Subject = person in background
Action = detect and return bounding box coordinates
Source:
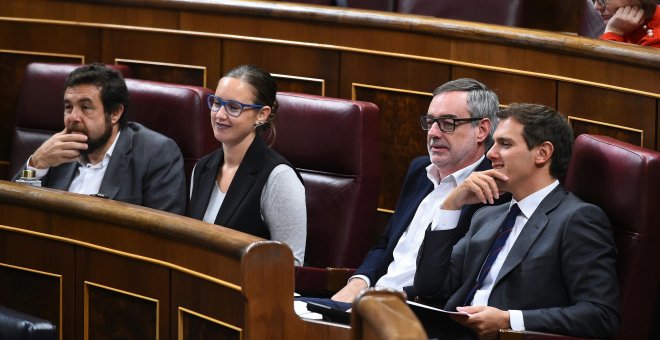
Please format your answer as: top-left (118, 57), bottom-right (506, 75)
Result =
top-left (188, 65), bottom-right (306, 266)
top-left (595, 0), bottom-right (660, 47)
top-left (14, 63), bottom-right (186, 215)
top-left (414, 103), bottom-right (619, 339)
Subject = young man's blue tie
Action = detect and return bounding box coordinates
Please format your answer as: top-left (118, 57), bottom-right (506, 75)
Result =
top-left (463, 203), bottom-right (521, 305)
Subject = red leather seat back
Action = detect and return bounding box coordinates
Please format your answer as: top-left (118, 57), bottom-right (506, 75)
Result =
top-left (564, 134), bottom-right (660, 340)
top-left (124, 79), bottom-right (216, 182)
top-left (272, 92), bottom-right (380, 268)
top-left (8, 62), bottom-right (215, 186)
top-left (9, 63), bottom-right (131, 178)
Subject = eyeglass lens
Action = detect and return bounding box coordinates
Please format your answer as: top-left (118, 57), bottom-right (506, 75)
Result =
top-left (420, 116), bottom-right (457, 132)
top-left (207, 96), bottom-right (244, 116)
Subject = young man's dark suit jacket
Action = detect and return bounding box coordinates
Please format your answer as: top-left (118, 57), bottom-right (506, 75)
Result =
top-left (414, 185), bottom-right (620, 339)
top-left (14, 122), bottom-right (187, 215)
top-left (354, 155), bottom-right (509, 297)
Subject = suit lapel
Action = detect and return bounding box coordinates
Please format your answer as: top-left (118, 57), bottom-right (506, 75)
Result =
top-left (99, 127), bottom-right (131, 199)
top-left (465, 204), bottom-right (509, 280)
top-left (214, 137), bottom-right (265, 226)
top-left (190, 150), bottom-right (223, 220)
top-left (48, 162), bottom-right (78, 190)
top-left (494, 187), bottom-right (566, 286)
top-left (394, 176), bottom-right (433, 239)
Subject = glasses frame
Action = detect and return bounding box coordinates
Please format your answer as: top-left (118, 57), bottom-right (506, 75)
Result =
top-left (419, 115), bottom-right (483, 132)
top-left (594, 0), bottom-right (606, 7)
top-left (207, 94), bottom-right (264, 117)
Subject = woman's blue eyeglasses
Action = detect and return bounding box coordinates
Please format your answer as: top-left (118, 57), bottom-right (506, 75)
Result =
top-left (207, 95), bottom-right (264, 117)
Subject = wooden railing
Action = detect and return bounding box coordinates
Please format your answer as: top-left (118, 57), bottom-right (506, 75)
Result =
top-left (0, 181), bottom-right (350, 339)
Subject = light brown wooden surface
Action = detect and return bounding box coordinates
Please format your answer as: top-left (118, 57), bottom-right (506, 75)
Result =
top-left (352, 289), bottom-right (427, 340)
top-left (0, 181), bottom-right (351, 339)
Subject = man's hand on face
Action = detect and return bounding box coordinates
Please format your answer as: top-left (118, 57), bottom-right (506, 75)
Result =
top-left (29, 128), bottom-right (88, 169)
top-left (442, 170), bottom-right (508, 210)
top-left (331, 278), bottom-right (368, 303)
top-left (452, 305), bottom-right (511, 340)
top-left (606, 6), bottom-right (645, 36)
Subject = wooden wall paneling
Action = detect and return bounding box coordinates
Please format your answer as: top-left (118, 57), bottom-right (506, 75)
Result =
top-left (450, 39), bottom-right (659, 95)
top-left (101, 29), bottom-right (221, 89)
top-left (0, 229), bottom-right (75, 340)
top-left (452, 66), bottom-right (557, 107)
top-left (116, 59), bottom-right (207, 87)
top-left (339, 52), bottom-right (450, 99)
top-left (0, 50), bottom-right (83, 179)
top-left (180, 10), bottom-right (451, 59)
top-left (171, 272), bottom-right (244, 340)
top-left (568, 116), bottom-right (644, 147)
top-left (47, 215), bottom-right (244, 285)
top-left (272, 73), bottom-right (325, 96)
top-left (221, 40), bottom-right (340, 97)
top-left (352, 84), bottom-right (432, 210)
top-left (85, 281), bottom-right (159, 340)
top-left (179, 307), bottom-right (241, 340)
top-left (0, 21), bottom-right (101, 60)
top-left (0, 0), bottom-right (180, 29)
top-left (557, 82), bottom-right (657, 150)
top-left (75, 247), bottom-right (170, 340)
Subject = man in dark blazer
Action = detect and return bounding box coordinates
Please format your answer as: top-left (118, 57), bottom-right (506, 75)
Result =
top-left (414, 104), bottom-right (619, 339)
top-left (328, 78), bottom-right (510, 307)
top-left (13, 64), bottom-right (186, 215)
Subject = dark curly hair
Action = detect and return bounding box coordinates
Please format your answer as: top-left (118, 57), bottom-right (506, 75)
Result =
top-left (64, 63), bottom-right (129, 128)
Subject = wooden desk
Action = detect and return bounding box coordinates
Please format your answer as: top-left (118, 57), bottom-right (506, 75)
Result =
top-left (0, 181), bottom-right (349, 339)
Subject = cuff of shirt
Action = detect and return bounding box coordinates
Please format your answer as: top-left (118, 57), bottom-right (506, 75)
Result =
top-left (348, 275), bottom-right (370, 288)
top-left (26, 156), bottom-right (49, 179)
top-left (431, 208), bottom-right (462, 231)
top-left (508, 310), bottom-right (525, 331)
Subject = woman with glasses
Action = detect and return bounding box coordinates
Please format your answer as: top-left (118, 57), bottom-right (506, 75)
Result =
top-left (188, 64), bottom-right (306, 266)
top-left (594, 0), bottom-right (659, 47)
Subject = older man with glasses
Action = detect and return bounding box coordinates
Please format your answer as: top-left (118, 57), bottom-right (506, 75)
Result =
top-left (298, 78), bottom-right (511, 314)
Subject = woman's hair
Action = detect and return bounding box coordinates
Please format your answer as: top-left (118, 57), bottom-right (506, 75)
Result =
top-left (637, 0), bottom-right (657, 21)
top-left (224, 65), bottom-right (278, 134)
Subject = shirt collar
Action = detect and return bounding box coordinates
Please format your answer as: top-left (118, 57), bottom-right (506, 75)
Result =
top-left (425, 155), bottom-right (485, 187)
top-left (511, 180), bottom-right (559, 219)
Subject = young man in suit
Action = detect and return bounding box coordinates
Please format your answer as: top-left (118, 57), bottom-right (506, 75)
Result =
top-left (413, 103), bottom-right (620, 339)
top-left (14, 64), bottom-right (186, 215)
top-left (326, 78), bottom-right (510, 308)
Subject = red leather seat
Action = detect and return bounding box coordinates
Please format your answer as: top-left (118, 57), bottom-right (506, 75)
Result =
top-left (272, 92), bottom-right (380, 295)
top-left (8, 63), bottom-right (131, 179)
top-left (122, 79), bottom-right (215, 181)
top-left (501, 134), bottom-right (660, 340)
top-left (8, 62), bottom-right (214, 185)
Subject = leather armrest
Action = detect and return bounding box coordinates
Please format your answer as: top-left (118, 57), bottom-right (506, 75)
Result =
top-left (295, 266), bottom-right (356, 296)
top-left (499, 330), bottom-right (595, 340)
top-left (0, 305), bottom-right (57, 340)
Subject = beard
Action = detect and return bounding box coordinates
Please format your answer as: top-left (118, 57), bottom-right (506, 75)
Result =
top-left (67, 115), bottom-right (114, 157)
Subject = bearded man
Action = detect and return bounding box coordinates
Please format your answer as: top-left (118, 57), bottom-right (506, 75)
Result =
top-left (13, 63), bottom-right (186, 215)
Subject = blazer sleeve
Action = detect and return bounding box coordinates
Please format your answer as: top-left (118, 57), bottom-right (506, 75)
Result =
top-left (413, 225), bottom-right (469, 305)
top-left (354, 157), bottom-right (429, 284)
top-left (522, 204), bottom-right (620, 338)
top-left (141, 137), bottom-right (187, 215)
